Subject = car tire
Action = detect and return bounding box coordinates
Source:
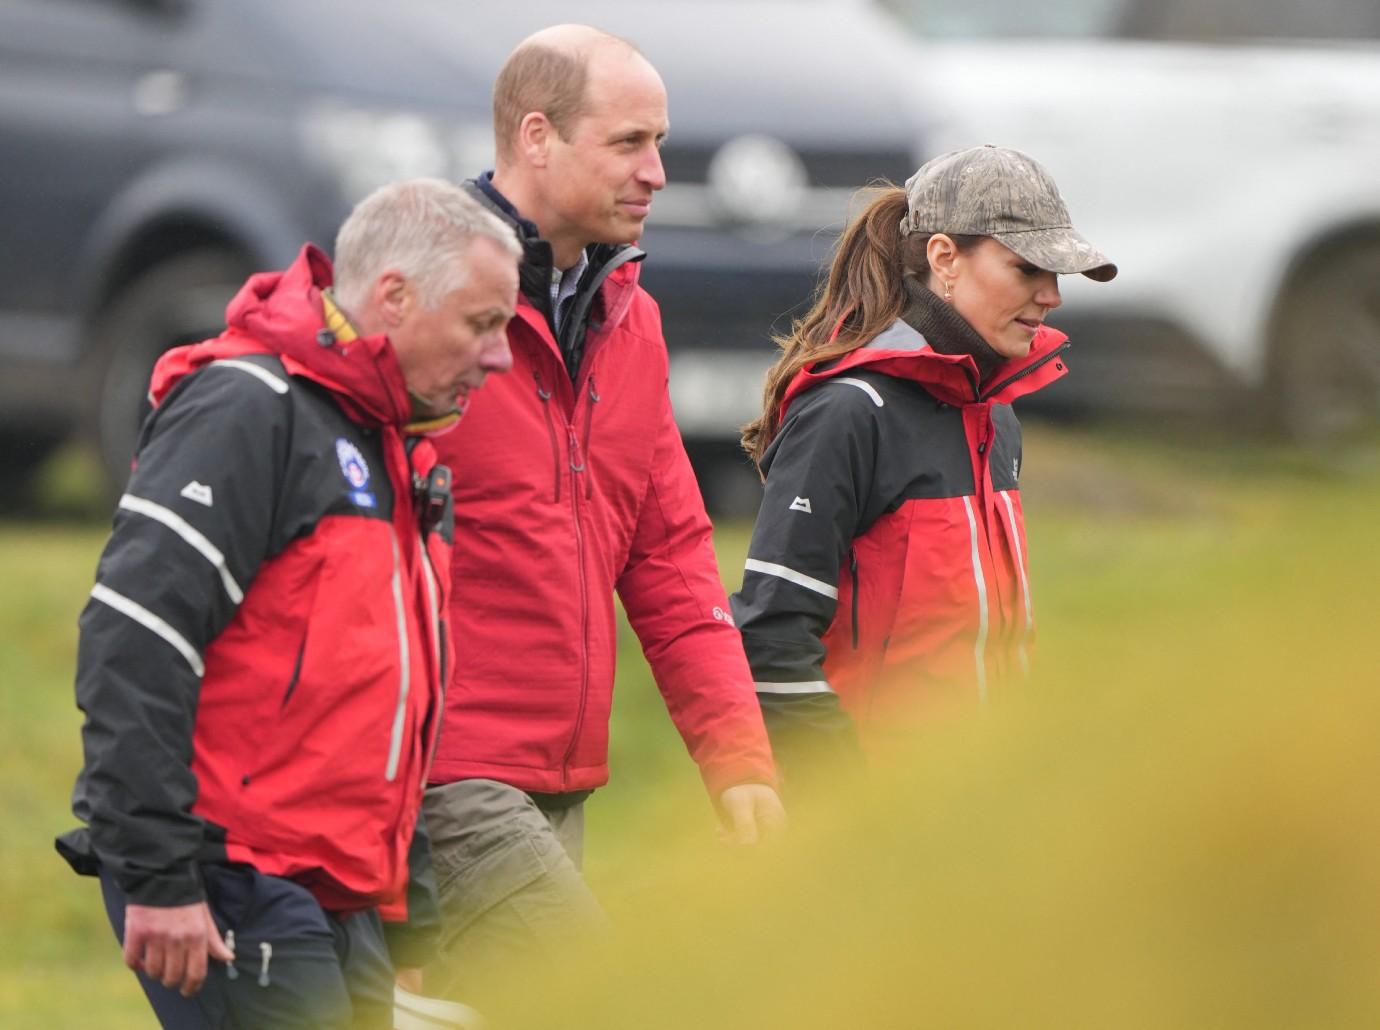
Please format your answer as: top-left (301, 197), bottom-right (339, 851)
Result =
top-left (0, 430), bottom-right (62, 508)
top-left (91, 250), bottom-right (250, 498)
top-left (1268, 236), bottom-right (1380, 443)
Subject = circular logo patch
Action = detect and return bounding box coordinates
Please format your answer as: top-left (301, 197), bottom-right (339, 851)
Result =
top-left (335, 438), bottom-right (370, 490)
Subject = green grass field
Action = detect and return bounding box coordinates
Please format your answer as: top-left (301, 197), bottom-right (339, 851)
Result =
top-left (4, 426), bottom-right (1379, 1028)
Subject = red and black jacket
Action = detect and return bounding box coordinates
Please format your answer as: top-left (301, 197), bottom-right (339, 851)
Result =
top-left (731, 299), bottom-right (1069, 758)
top-left (425, 177), bottom-right (777, 799)
top-left (59, 247), bottom-right (451, 920)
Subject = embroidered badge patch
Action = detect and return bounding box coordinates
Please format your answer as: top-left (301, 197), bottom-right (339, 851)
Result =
top-left (336, 438), bottom-right (375, 507)
top-left (335, 438), bottom-right (370, 489)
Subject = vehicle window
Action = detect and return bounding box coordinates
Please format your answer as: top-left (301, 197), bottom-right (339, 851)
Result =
top-left (874, 0), bottom-right (1130, 39)
top-left (1122, 0), bottom-right (1380, 42)
top-left (877, 0), bottom-right (1380, 41)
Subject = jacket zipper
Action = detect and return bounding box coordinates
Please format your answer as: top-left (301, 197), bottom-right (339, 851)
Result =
top-left (980, 341), bottom-right (1070, 401)
top-left (849, 548), bottom-right (860, 649)
top-left (534, 369), bottom-right (562, 502)
top-left (385, 527), bottom-right (410, 782)
top-left (582, 376), bottom-right (600, 499)
top-left (420, 535), bottom-right (443, 689)
top-left (561, 424), bottom-right (592, 788)
top-left (418, 529), bottom-right (447, 767)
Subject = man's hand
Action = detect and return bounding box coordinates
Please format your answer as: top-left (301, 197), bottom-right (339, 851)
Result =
top-left (395, 967), bottom-right (424, 993)
top-left (123, 901), bottom-right (234, 997)
top-left (717, 783), bottom-right (787, 846)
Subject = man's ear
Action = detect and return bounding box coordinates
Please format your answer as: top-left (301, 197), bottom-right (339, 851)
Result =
top-left (372, 270), bottom-right (411, 327)
top-left (517, 112), bottom-right (555, 168)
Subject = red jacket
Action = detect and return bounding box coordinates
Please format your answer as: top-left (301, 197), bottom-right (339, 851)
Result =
top-left (430, 239), bottom-right (775, 798)
top-left (733, 313), bottom-right (1068, 740)
top-left (64, 246), bottom-right (449, 913)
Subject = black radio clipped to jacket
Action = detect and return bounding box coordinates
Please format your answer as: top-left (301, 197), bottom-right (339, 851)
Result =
top-left (417, 465), bottom-right (451, 533)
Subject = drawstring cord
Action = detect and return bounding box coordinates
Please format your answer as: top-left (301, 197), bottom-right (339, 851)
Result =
top-left (220, 929), bottom-right (272, 987)
top-left (258, 942), bottom-right (273, 987)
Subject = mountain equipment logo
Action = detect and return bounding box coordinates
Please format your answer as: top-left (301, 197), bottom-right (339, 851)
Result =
top-left (789, 496), bottom-right (813, 514)
top-left (180, 481), bottom-right (214, 507)
top-left (1013, 457), bottom-right (1020, 482)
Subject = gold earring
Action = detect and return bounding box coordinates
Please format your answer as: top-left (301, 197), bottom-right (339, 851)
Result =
top-left (944, 280), bottom-right (954, 302)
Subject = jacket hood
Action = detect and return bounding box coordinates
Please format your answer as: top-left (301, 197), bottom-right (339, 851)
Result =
top-left (149, 245), bottom-right (413, 427)
top-left (782, 318), bottom-right (1070, 419)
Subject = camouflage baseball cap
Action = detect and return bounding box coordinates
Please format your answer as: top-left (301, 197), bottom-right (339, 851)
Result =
top-left (900, 145), bottom-right (1117, 282)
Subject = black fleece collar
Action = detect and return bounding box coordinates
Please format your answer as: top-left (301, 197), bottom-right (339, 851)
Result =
top-left (901, 278), bottom-right (1005, 384)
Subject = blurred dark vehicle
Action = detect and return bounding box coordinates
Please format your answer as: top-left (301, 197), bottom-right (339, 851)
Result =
top-left (880, 0), bottom-right (1380, 441)
top-left (0, 0), bottom-right (918, 510)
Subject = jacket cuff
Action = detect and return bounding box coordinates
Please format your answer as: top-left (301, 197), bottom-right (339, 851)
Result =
top-left (701, 758), bottom-right (780, 800)
top-left (119, 863), bottom-right (206, 908)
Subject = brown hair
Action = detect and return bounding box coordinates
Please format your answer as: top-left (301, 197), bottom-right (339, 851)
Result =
top-left (743, 186), bottom-right (983, 466)
top-left (491, 32), bottom-right (638, 161)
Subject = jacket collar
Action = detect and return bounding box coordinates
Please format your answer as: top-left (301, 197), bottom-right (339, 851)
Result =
top-left (782, 314), bottom-right (1070, 415)
top-left (148, 245), bottom-right (414, 427)
top-left (462, 175), bottom-right (647, 363)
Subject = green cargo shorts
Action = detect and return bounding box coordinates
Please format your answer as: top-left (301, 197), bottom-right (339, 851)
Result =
top-left (421, 779), bottom-right (608, 1003)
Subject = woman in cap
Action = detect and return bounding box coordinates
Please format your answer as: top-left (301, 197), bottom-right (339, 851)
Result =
top-left (730, 145), bottom-right (1116, 778)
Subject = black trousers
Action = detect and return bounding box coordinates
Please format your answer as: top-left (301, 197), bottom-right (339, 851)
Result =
top-left (99, 864), bottom-right (394, 1029)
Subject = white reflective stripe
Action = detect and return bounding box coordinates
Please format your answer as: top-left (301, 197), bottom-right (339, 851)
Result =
top-left (754, 680), bottom-right (836, 695)
top-left (420, 539), bottom-right (441, 676)
top-left (210, 359), bottom-right (290, 394)
top-left (385, 529), bottom-right (410, 782)
top-left (962, 496), bottom-right (990, 701)
top-left (1000, 490), bottom-right (1034, 676)
top-left (744, 558), bottom-right (839, 600)
top-left (118, 494), bottom-right (243, 605)
top-left (90, 584), bottom-right (205, 677)
top-left (998, 491), bottom-right (1034, 633)
top-left (832, 377), bottom-right (884, 407)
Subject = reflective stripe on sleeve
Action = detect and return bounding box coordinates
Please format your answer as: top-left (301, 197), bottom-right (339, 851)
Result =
top-left (118, 494), bottom-right (244, 604)
top-left (89, 584), bottom-right (205, 677)
top-left (754, 680), bottom-right (836, 695)
top-left (743, 558), bottom-right (839, 600)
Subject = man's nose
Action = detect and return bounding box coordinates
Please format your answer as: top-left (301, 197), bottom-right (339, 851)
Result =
top-left (639, 145), bottom-right (666, 191)
top-left (483, 334), bottom-right (513, 373)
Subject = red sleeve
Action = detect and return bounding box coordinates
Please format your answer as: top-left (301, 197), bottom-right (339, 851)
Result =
top-left (615, 385), bottom-right (778, 797)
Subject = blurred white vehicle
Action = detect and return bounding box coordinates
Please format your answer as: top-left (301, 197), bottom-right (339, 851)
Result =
top-left (882, 0), bottom-right (1380, 439)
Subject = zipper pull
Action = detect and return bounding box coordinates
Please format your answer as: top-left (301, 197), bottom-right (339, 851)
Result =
top-left (568, 425), bottom-right (586, 473)
top-left (257, 941), bottom-right (273, 988)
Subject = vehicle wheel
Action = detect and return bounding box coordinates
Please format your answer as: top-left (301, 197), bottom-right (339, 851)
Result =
top-left (1267, 236), bottom-right (1380, 443)
top-left (91, 250), bottom-right (250, 498)
top-left (0, 431), bottom-right (62, 508)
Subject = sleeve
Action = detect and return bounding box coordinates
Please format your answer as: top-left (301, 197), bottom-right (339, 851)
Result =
top-left (381, 810), bottom-right (442, 969)
top-left (70, 359), bottom-right (291, 906)
top-left (728, 382), bottom-right (884, 782)
top-left (615, 381), bottom-right (778, 799)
